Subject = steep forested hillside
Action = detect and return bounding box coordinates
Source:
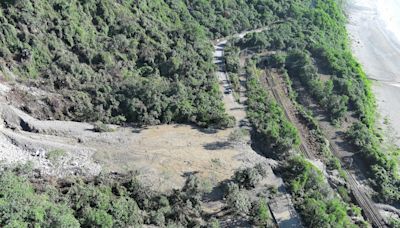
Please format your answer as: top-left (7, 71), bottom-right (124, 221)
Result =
top-left (0, 0), bottom-right (232, 126)
top-left (186, 0), bottom-right (278, 38)
top-left (0, 0), bottom-right (305, 127)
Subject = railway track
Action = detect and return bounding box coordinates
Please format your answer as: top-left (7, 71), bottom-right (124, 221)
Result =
top-left (328, 143), bottom-right (387, 228)
top-left (264, 69), bottom-right (314, 159)
top-left (263, 68), bottom-right (387, 228)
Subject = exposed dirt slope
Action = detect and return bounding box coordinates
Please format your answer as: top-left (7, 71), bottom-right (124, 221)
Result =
top-left (0, 96), bottom-right (271, 192)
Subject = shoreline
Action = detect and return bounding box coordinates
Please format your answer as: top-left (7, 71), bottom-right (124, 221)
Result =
top-left (346, 0), bottom-right (400, 145)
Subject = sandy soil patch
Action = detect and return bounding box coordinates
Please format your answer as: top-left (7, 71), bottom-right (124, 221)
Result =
top-left (91, 125), bottom-right (268, 192)
top-left (346, 0), bottom-right (400, 145)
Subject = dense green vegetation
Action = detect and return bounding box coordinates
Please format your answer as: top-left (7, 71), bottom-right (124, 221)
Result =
top-left (285, 50), bottom-right (349, 124)
top-left (268, 64), bottom-right (349, 180)
top-left (204, 0), bottom-right (398, 223)
top-left (0, 0), bottom-right (234, 127)
top-left (0, 0), bottom-right (382, 131)
top-left (242, 56), bottom-right (365, 228)
top-left (0, 164), bottom-right (275, 227)
top-left (224, 165), bottom-right (274, 227)
top-left (246, 63), bottom-right (300, 158)
top-left (186, 0), bottom-right (278, 39)
top-left (1, 0), bottom-right (399, 225)
top-left (0, 171), bottom-right (80, 227)
top-left (0, 169), bottom-right (201, 227)
top-left (0, 0), bottom-right (317, 128)
top-left (347, 123), bottom-right (400, 203)
top-left (282, 156), bottom-right (364, 227)
top-left (235, 0), bottom-right (375, 126)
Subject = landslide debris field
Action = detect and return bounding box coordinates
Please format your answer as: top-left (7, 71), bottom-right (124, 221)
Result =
top-left (0, 91), bottom-right (264, 192)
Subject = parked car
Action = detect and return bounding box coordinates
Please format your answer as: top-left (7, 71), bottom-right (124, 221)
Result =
top-left (224, 88), bottom-right (232, 94)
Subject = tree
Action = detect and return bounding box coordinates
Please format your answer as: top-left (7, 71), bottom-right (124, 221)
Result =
top-left (110, 197), bottom-right (142, 226)
top-left (83, 208), bottom-right (114, 228)
top-left (0, 172), bottom-right (79, 227)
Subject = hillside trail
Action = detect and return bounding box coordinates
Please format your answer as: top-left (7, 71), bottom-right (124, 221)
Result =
top-left (213, 28), bottom-right (268, 127)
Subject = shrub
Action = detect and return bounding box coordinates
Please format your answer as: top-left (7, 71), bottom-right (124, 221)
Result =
top-left (93, 121), bottom-right (113, 133)
top-left (233, 167), bottom-right (262, 189)
top-left (225, 182), bottom-right (251, 215)
top-left (46, 149), bottom-right (66, 164)
top-left (228, 128), bottom-right (248, 143)
top-left (250, 199), bottom-right (271, 226)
